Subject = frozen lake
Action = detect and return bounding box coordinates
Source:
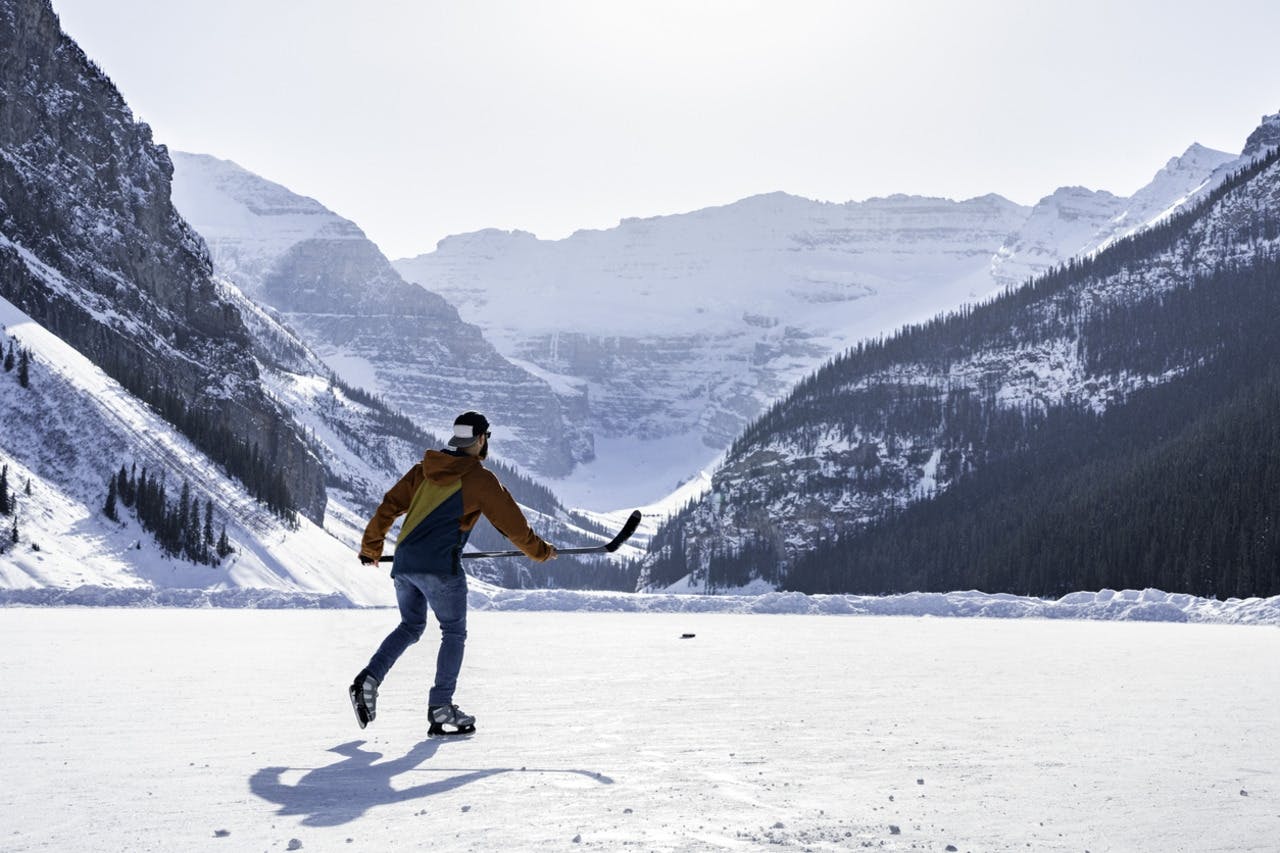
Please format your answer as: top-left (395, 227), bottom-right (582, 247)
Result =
top-left (1, 609), bottom-right (1276, 851)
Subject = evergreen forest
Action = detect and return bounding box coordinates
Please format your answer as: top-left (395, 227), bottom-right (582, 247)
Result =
top-left (647, 147), bottom-right (1280, 599)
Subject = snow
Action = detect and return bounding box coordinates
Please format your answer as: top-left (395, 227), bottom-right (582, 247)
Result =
top-left (557, 432), bottom-right (721, 512)
top-left (5, 584), bottom-right (1278, 625)
top-left (1, 608), bottom-right (1276, 851)
top-left (169, 152), bottom-right (365, 296)
top-left (389, 144), bottom-right (1240, 507)
top-left (0, 293), bottom-right (391, 607)
top-left (169, 139), bottom-right (1244, 511)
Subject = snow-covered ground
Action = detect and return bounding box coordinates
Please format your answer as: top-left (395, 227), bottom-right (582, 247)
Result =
top-left (2, 608), bottom-right (1276, 852)
top-left (5, 584), bottom-right (1280, 625)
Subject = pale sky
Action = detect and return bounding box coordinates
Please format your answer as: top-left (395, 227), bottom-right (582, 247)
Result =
top-left (49, 0), bottom-right (1280, 260)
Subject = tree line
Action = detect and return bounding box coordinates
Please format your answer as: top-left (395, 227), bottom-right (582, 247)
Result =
top-left (1, 331), bottom-right (35, 551)
top-left (3, 336), bottom-right (33, 388)
top-left (784, 356), bottom-right (1280, 600)
top-left (95, 348), bottom-right (297, 524)
top-left (103, 462), bottom-right (232, 565)
top-left (696, 251), bottom-right (1280, 598)
top-left (0, 463), bottom-right (33, 550)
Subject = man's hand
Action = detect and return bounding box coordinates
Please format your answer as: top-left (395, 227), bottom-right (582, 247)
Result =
top-left (546, 545), bottom-right (558, 561)
top-left (359, 554), bottom-right (376, 566)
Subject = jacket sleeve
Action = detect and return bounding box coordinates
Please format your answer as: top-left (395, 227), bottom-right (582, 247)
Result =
top-left (359, 465), bottom-right (423, 561)
top-left (475, 471), bottom-right (554, 562)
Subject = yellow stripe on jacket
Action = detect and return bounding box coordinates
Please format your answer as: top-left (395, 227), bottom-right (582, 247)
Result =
top-left (396, 478), bottom-right (463, 545)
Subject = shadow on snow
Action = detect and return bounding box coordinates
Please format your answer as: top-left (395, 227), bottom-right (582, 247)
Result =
top-left (250, 739), bottom-right (613, 827)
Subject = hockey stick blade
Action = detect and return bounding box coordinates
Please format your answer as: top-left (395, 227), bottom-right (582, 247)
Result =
top-left (601, 509), bottom-right (643, 552)
top-left (377, 510), bottom-right (643, 562)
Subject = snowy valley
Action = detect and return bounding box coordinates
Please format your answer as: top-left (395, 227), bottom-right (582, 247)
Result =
top-left (391, 141), bottom-right (1242, 508)
top-left (2, 0), bottom-right (1279, 616)
top-left (2, 1), bottom-right (1280, 850)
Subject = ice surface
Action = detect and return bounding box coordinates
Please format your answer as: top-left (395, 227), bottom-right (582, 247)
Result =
top-left (1, 609), bottom-right (1275, 851)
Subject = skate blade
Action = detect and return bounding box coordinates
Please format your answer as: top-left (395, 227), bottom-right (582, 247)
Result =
top-left (428, 723), bottom-right (476, 737)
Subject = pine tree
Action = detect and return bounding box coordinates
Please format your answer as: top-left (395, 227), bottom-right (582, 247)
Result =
top-left (0, 465), bottom-right (8, 515)
top-left (10, 513), bottom-right (17, 544)
top-left (136, 467), bottom-right (150, 526)
top-left (216, 524), bottom-right (231, 559)
top-left (116, 465), bottom-right (131, 508)
top-left (179, 480), bottom-right (196, 559)
top-left (203, 501), bottom-right (214, 548)
top-left (17, 348), bottom-right (30, 388)
top-left (104, 476), bottom-right (118, 521)
top-left (3, 340), bottom-right (13, 372)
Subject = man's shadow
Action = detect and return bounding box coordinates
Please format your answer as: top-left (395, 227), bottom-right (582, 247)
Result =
top-left (250, 739), bottom-right (612, 827)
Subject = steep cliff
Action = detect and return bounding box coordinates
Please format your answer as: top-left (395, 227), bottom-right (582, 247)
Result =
top-left (0, 0), bottom-right (325, 521)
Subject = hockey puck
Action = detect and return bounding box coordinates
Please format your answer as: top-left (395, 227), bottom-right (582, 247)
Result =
top-left (680, 633), bottom-right (696, 639)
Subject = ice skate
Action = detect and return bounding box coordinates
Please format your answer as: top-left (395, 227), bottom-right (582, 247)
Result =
top-left (428, 703), bottom-right (476, 736)
top-left (349, 669), bottom-right (379, 729)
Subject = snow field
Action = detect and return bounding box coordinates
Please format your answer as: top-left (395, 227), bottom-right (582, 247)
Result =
top-left (1, 610), bottom-right (1276, 852)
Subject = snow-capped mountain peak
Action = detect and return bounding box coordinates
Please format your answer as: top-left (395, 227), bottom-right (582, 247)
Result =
top-left (170, 153), bottom-right (592, 478)
top-left (169, 153), bottom-right (367, 298)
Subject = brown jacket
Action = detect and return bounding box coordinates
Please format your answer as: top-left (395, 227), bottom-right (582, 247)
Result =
top-left (360, 449), bottom-right (553, 574)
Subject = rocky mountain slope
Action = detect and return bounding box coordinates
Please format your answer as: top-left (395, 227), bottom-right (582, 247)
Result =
top-left (0, 0), bottom-right (325, 522)
top-left (393, 144), bottom-right (1235, 508)
top-left (0, 292), bottom-right (393, 604)
top-left (643, 116), bottom-right (1280, 595)
top-left (169, 152), bottom-right (589, 479)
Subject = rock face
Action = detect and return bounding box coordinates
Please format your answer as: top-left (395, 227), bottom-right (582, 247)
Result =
top-left (1241, 112), bottom-right (1280, 159)
top-left (170, 152), bottom-right (587, 478)
top-left (0, 0), bottom-right (324, 521)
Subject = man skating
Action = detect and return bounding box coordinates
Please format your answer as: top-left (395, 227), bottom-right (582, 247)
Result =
top-left (350, 411), bottom-right (556, 735)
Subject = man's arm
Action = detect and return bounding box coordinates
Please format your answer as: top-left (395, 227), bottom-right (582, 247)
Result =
top-left (474, 471), bottom-right (556, 562)
top-left (359, 465), bottom-right (423, 562)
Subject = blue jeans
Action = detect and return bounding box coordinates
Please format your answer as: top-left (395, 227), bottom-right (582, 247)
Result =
top-left (366, 572), bottom-right (468, 707)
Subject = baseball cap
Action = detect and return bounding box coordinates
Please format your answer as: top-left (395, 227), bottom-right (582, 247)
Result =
top-left (447, 411), bottom-right (491, 448)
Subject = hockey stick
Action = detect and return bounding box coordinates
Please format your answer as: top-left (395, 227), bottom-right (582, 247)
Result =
top-left (377, 510), bottom-right (642, 562)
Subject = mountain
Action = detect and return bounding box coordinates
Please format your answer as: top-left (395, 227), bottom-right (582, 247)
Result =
top-left (0, 0), bottom-right (636, 599)
top-left (167, 153), bottom-right (643, 587)
top-left (643, 118), bottom-right (1280, 598)
top-left (169, 152), bottom-right (590, 479)
top-left (396, 194), bottom-right (1028, 506)
top-left (0, 0), bottom-right (324, 522)
top-left (392, 147), bottom-right (1232, 509)
top-left (0, 291), bottom-right (394, 604)
top-left (989, 144), bottom-right (1237, 289)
